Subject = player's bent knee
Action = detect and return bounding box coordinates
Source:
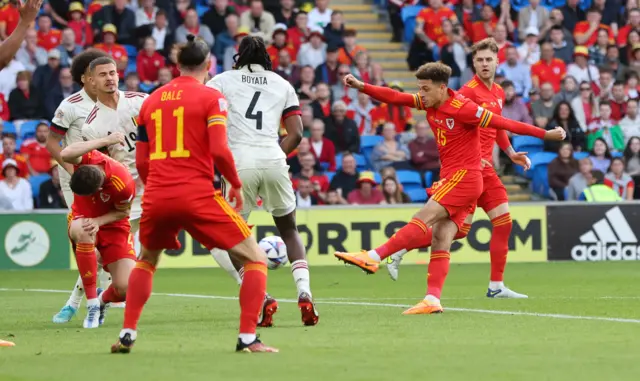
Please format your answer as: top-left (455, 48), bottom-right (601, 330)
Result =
top-left (229, 237), bottom-right (267, 264)
top-left (69, 222), bottom-right (95, 244)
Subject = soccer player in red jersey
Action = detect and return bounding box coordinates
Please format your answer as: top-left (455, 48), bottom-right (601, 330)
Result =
top-left (111, 35), bottom-right (277, 354)
top-left (60, 132), bottom-right (136, 329)
top-left (385, 38), bottom-right (531, 299)
top-left (335, 62), bottom-right (565, 314)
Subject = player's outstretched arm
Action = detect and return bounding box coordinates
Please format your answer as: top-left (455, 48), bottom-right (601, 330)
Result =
top-left (344, 74), bottom-right (418, 109)
top-left (0, 0), bottom-right (43, 69)
top-left (61, 132), bottom-right (125, 164)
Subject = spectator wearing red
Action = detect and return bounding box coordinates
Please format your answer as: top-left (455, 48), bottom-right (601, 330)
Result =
top-left (67, 2), bottom-right (93, 47)
top-left (94, 24), bottom-right (128, 79)
top-left (471, 4), bottom-right (497, 43)
top-left (292, 152), bottom-right (329, 201)
top-left (288, 11), bottom-right (311, 54)
top-left (347, 171), bottom-right (384, 205)
top-left (409, 120), bottom-right (440, 175)
top-left (37, 15), bottom-right (62, 51)
top-left (86, 0), bottom-right (106, 24)
top-left (309, 82), bottom-right (332, 120)
top-left (454, 0), bottom-right (479, 38)
top-left (574, 8), bottom-right (613, 47)
top-left (0, 135), bottom-right (29, 180)
top-left (531, 42), bottom-right (567, 92)
top-left (0, 1), bottom-right (20, 40)
top-left (0, 93), bottom-right (9, 121)
top-left (137, 37), bottom-right (165, 87)
top-left (372, 82), bottom-right (414, 133)
top-left (346, 92), bottom-right (376, 135)
top-left (618, 8), bottom-right (640, 47)
top-left (309, 119), bottom-right (336, 171)
top-left (338, 29), bottom-right (366, 66)
top-left (414, 0), bottom-right (458, 51)
top-left (610, 81), bottom-right (628, 122)
top-left (20, 123), bottom-right (51, 175)
top-left (267, 24), bottom-right (297, 68)
top-left (494, 24), bottom-right (512, 64)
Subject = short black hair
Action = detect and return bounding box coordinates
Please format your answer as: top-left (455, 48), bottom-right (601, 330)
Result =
top-left (70, 49), bottom-right (110, 86)
top-left (70, 166), bottom-right (104, 196)
top-left (550, 25), bottom-right (564, 33)
top-left (233, 35), bottom-right (272, 71)
top-left (501, 80), bottom-right (515, 89)
top-left (178, 34), bottom-right (210, 71)
top-left (613, 80), bottom-right (625, 87)
top-left (89, 56), bottom-right (117, 73)
top-left (36, 122), bottom-right (48, 130)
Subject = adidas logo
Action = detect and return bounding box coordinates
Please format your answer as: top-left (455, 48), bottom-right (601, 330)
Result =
top-left (571, 207), bottom-right (640, 261)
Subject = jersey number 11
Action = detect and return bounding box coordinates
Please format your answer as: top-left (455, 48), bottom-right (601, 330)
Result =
top-left (149, 106), bottom-right (191, 160)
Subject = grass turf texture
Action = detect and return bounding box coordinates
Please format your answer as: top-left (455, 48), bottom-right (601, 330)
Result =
top-left (1, 262), bottom-right (640, 381)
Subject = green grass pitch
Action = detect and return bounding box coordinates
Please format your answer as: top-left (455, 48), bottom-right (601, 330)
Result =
top-left (1, 262), bottom-right (640, 381)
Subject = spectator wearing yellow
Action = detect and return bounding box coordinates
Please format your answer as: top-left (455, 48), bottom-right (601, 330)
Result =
top-left (347, 171), bottom-right (384, 205)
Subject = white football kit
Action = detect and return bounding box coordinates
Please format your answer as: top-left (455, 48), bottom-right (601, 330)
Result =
top-left (50, 89), bottom-right (96, 208)
top-left (81, 91), bottom-right (148, 227)
top-left (206, 65), bottom-right (300, 220)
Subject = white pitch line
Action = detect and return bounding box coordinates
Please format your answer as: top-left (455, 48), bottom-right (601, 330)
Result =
top-left (2, 288), bottom-right (640, 324)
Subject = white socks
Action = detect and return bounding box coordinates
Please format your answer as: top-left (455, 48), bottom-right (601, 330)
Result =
top-left (291, 260), bottom-right (311, 298)
top-left (67, 276), bottom-right (85, 309)
top-left (367, 250), bottom-right (381, 262)
top-left (239, 333), bottom-right (256, 345)
top-left (120, 329), bottom-right (137, 340)
top-left (210, 248), bottom-right (242, 285)
top-left (98, 267), bottom-right (111, 290)
top-left (86, 298), bottom-right (99, 307)
top-left (489, 281), bottom-right (504, 290)
top-left (424, 294), bottom-right (440, 304)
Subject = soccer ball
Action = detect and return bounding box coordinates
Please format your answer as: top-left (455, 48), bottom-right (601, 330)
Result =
top-left (259, 236), bottom-right (288, 270)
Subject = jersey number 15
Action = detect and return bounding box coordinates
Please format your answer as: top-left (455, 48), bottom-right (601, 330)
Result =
top-left (149, 106), bottom-right (191, 160)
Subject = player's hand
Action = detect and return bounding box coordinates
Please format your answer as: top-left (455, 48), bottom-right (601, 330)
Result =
top-left (509, 151), bottom-right (531, 171)
top-left (105, 131), bottom-right (125, 146)
top-left (82, 218), bottom-right (99, 235)
top-left (480, 158), bottom-right (491, 169)
top-left (343, 74), bottom-right (364, 90)
top-left (227, 187), bottom-right (244, 213)
top-left (18, 0), bottom-right (43, 24)
top-left (544, 127), bottom-right (567, 141)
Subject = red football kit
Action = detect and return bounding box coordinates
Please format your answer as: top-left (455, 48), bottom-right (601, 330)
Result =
top-left (458, 75), bottom-right (511, 212)
top-left (530, 58), bottom-right (567, 93)
top-left (136, 76), bottom-right (248, 252)
top-left (573, 22), bottom-right (614, 47)
top-left (416, 6), bottom-right (458, 45)
top-left (361, 83), bottom-right (545, 228)
top-left (70, 150), bottom-right (136, 268)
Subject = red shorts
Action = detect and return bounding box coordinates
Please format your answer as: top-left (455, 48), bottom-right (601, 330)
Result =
top-left (476, 167), bottom-right (509, 212)
top-left (139, 193), bottom-right (251, 251)
top-left (427, 169), bottom-right (482, 229)
top-left (69, 217), bottom-right (135, 270)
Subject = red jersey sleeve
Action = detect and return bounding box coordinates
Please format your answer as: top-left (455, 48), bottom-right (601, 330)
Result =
top-left (110, 171), bottom-right (135, 211)
top-left (455, 98), bottom-right (546, 139)
top-left (206, 95), bottom-right (242, 188)
top-left (362, 83), bottom-right (423, 109)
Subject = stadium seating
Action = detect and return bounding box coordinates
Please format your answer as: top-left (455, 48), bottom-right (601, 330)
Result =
top-left (29, 174), bottom-right (51, 203)
top-left (15, 139), bottom-right (22, 152)
top-left (424, 171), bottom-right (433, 188)
top-left (405, 187), bottom-right (427, 203)
top-left (512, 135), bottom-right (544, 154)
top-left (124, 45), bottom-right (138, 59)
top-left (196, 4), bottom-right (208, 17)
top-left (125, 61), bottom-right (137, 75)
top-left (396, 170), bottom-right (422, 191)
top-left (19, 120), bottom-right (41, 140)
top-left (529, 152), bottom-right (558, 198)
top-left (573, 151), bottom-right (589, 160)
top-left (2, 121), bottom-right (16, 135)
top-left (326, 171), bottom-right (335, 182)
top-left (140, 83), bottom-right (155, 93)
top-left (400, 6), bottom-right (424, 43)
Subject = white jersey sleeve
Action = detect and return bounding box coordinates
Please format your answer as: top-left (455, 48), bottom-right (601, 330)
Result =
top-left (206, 69), bottom-right (300, 169)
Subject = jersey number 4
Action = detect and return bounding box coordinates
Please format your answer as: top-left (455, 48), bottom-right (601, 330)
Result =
top-left (245, 91), bottom-right (263, 130)
top-left (149, 106), bottom-right (190, 160)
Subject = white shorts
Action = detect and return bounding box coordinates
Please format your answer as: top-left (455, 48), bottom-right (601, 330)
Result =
top-left (223, 167), bottom-right (296, 221)
top-left (60, 168), bottom-right (74, 209)
top-left (130, 193), bottom-right (143, 222)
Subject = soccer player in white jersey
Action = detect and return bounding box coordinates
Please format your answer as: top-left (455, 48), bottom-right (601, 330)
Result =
top-left (206, 36), bottom-right (319, 326)
top-left (81, 56), bottom-right (147, 236)
top-left (48, 49), bottom-right (115, 324)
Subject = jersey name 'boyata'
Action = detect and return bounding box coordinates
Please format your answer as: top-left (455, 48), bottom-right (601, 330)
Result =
top-left (242, 75), bottom-right (267, 85)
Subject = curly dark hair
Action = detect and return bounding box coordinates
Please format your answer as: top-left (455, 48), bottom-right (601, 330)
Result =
top-left (70, 49), bottom-right (110, 86)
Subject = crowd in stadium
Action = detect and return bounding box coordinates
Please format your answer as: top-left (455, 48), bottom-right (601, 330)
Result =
top-left (0, 0), bottom-right (639, 211)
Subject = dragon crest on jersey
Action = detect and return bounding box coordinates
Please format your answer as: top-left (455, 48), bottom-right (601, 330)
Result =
top-left (100, 192), bottom-right (111, 202)
top-left (446, 118), bottom-right (454, 129)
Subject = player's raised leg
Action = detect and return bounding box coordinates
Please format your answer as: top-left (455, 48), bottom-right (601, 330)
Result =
top-left (68, 219), bottom-right (100, 329)
top-left (335, 196), bottom-right (450, 272)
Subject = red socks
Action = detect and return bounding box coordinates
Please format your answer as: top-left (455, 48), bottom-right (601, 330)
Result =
top-left (426, 250), bottom-right (451, 299)
top-left (101, 285), bottom-right (126, 304)
top-left (75, 243), bottom-right (97, 299)
top-left (239, 262), bottom-right (267, 334)
top-left (376, 222), bottom-right (471, 260)
top-left (376, 218), bottom-right (429, 260)
top-left (123, 260), bottom-right (156, 331)
top-left (490, 214), bottom-right (512, 282)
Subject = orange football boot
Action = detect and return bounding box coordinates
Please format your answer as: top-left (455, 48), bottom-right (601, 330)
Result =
top-left (402, 299), bottom-right (444, 315)
top-left (334, 250), bottom-right (379, 274)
